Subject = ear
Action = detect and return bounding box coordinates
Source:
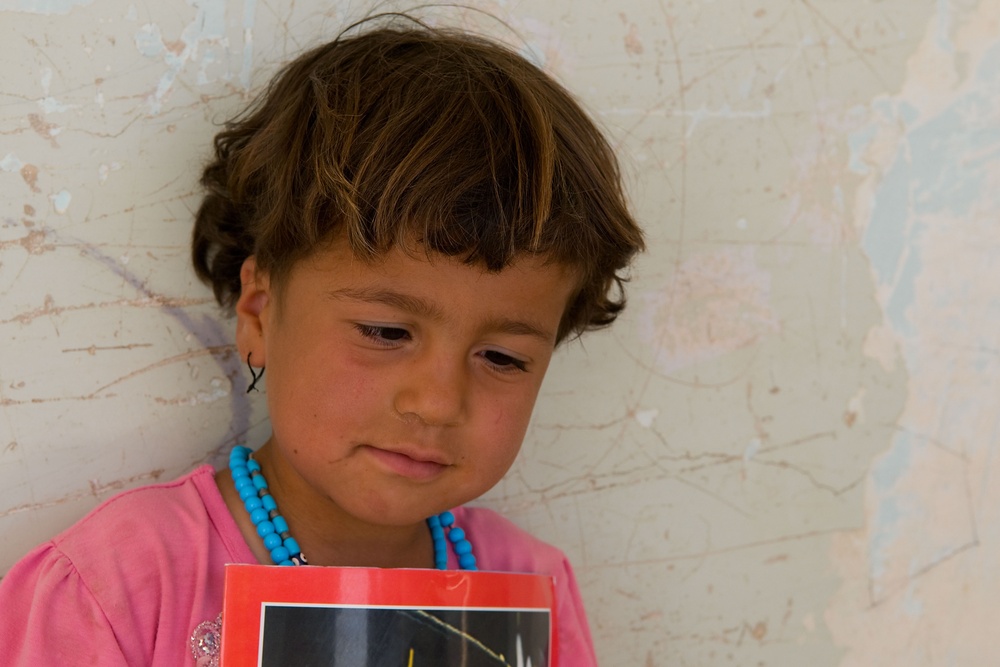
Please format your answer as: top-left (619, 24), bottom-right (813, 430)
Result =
top-left (235, 256), bottom-right (271, 367)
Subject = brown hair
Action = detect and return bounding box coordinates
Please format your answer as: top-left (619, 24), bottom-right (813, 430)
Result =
top-left (192, 16), bottom-right (644, 343)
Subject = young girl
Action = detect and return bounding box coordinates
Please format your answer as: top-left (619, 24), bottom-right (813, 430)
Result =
top-left (0, 17), bottom-right (643, 666)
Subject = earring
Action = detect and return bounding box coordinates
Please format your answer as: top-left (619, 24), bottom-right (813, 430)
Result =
top-left (246, 352), bottom-right (265, 393)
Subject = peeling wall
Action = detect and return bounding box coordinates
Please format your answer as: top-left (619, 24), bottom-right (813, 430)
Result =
top-left (3, 0), bottom-right (997, 664)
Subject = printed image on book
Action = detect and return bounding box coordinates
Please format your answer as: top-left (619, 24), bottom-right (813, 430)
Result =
top-left (261, 605), bottom-right (548, 665)
top-left (220, 565), bottom-right (556, 667)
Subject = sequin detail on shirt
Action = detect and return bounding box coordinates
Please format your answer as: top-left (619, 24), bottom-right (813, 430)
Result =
top-left (190, 613), bottom-right (221, 667)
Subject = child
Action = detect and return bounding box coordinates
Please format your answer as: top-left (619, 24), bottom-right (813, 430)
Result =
top-left (0, 16), bottom-right (643, 666)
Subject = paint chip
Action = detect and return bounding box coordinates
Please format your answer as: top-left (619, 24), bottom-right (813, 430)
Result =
top-left (50, 189), bottom-right (71, 213)
top-left (1, 153), bottom-right (23, 172)
top-left (635, 408), bottom-right (658, 428)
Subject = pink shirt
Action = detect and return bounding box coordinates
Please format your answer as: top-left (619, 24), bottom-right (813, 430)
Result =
top-left (0, 465), bottom-right (597, 665)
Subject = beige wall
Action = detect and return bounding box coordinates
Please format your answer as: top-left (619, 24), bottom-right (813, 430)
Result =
top-left (4, 0), bottom-right (999, 664)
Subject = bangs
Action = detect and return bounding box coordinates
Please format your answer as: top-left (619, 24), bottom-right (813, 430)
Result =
top-left (300, 30), bottom-right (556, 271)
top-left (194, 22), bottom-right (643, 342)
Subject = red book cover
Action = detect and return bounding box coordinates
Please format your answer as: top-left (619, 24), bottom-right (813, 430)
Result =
top-left (220, 564), bottom-right (556, 666)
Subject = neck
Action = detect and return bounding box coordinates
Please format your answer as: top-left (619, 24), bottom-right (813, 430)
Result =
top-left (219, 440), bottom-right (435, 569)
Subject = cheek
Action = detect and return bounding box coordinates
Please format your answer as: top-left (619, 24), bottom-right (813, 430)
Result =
top-left (484, 398), bottom-right (535, 456)
top-left (338, 363), bottom-right (391, 412)
top-left (267, 354), bottom-right (376, 440)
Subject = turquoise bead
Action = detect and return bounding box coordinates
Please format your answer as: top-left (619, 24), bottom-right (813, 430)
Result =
top-left (231, 448), bottom-right (474, 570)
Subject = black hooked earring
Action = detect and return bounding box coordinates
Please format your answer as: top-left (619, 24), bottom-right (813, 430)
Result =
top-left (246, 352), bottom-right (265, 393)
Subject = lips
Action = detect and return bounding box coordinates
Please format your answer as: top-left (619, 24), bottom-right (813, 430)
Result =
top-left (362, 445), bottom-right (449, 481)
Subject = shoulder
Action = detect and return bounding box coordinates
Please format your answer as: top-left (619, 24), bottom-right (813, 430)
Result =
top-left (7, 464), bottom-right (232, 598)
top-left (453, 506), bottom-right (599, 666)
top-left (51, 464), bottom-right (221, 559)
top-left (451, 505), bottom-right (569, 576)
top-left (0, 542), bottom-right (129, 664)
top-left (0, 465), bottom-right (239, 664)
top-left (40, 464), bottom-right (255, 596)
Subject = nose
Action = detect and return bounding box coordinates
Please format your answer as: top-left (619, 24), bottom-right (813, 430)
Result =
top-left (392, 347), bottom-right (467, 427)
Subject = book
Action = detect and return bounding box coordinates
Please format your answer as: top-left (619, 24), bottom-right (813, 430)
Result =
top-left (220, 564), bottom-right (556, 666)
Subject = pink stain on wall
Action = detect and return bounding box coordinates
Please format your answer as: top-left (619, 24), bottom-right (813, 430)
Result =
top-left (639, 247), bottom-right (779, 373)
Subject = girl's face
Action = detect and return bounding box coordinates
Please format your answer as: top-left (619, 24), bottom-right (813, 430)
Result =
top-left (236, 236), bottom-right (577, 529)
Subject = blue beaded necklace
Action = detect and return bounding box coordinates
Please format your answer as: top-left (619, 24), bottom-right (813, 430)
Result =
top-left (229, 446), bottom-right (477, 570)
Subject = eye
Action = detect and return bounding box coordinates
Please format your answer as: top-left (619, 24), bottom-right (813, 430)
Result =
top-left (355, 324), bottom-right (410, 346)
top-left (481, 349), bottom-right (528, 372)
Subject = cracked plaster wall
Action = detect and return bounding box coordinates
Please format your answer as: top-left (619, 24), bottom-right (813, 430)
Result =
top-left (3, 0), bottom-right (998, 664)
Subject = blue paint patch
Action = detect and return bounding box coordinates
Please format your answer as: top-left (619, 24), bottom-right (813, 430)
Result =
top-left (134, 24), bottom-right (165, 58)
top-left (239, 0), bottom-right (257, 89)
top-left (973, 352), bottom-right (991, 374)
top-left (907, 102), bottom-right (996, 217)
top-left (976, 43), bottom-right (1000, 84)
top-left (884, 242), bottom-right (922, 335)
top-left (902, 584), bottom-right (924, 617)
top-left (833, 184), bottom-right (844, 211)
top-left (0, 153), bottom-right (23, 172)
top-left (868, 494), bottom-right (902, 582)
top-left (872, 97), bottom-right (896, 119)
top-left (10, 0), bottom-right (92, 14)
top-left (520, 43), bottom-right (546, 69)
top-left (142, 0), bottom-right (229, 114)
top-left (50, 190), bottom-right (72, 214)
top-left (964, 141), bottom-right (1000, 175)
top-left (860, 75), bottom-right (1000, 337)
top-left (197, 49), bottom-right (217, 86)
top-left (935, 0), bottom-right (954, 53)
top-left (868, 432), bottom-right (927, 590)
top-left (898, 101), bottom-right (920, 125)
top-left (861, 150), bottom-right (911, 288)
top-left (193, 0), bottom-right (227, 40)
top-left (872, 431), bottom-right (914, 493)
top-left (847, 124), bottom-right (877, 175)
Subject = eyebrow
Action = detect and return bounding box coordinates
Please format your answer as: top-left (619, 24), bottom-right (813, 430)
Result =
top-left (327, 286), bottom-right (556, 343)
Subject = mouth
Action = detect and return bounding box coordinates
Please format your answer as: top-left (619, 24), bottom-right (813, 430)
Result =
top-left (362, 445), bottom-right (449, 481)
